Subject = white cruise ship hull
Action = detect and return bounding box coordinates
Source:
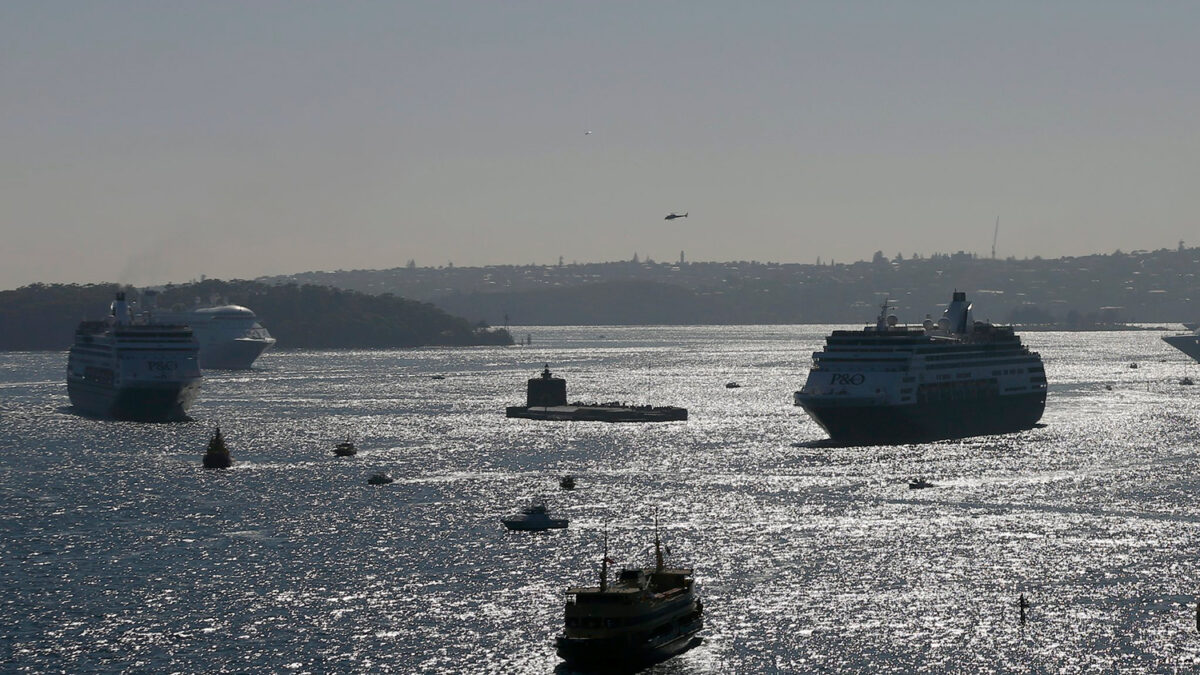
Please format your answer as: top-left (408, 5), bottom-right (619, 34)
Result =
top-left (1163, 333), bottom-right (1200, 362)
top-left (146, 303), bottom-right (275, 370)
top-left (68, 377), bottom-right (202, 422)
top-left (797, 389), bottom-right (1045, 444)
top-left (199, 337), bottom-right (274, 370)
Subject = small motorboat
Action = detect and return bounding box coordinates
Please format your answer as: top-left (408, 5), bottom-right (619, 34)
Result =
top-left (560, 475), bottom-right (576, 490)
top-left (367, 473), bottom-right (394, 485)
top-left (431, 374), bottom-right (446, 380)
top-left (1181, 377), bottom-right (1195, 386)
top-left (502, 500), bottom-right (568, 531)
top-left (334, 440), bottom-right (357, 457)
top-left (725, 382), bottom-right (741, 389)
top-left (1129, 363), bottom-right (1139, 369)
top-left (908, 477), bottom-right (934, 490)
top-left (202, 427), bottom-right (233, 469)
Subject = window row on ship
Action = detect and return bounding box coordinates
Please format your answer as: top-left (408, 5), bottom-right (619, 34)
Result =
top-left (108, 347), bottom-right (198, 353)
top-left (923, 357), bottom-right (1041, 370)
top-left (565, 609), bottom-right (696, 630)
top-left (812, 357), bottom-right (1040, 372)
top-left (820, 347), bottom-right (1031, 358)
top-left (70, 346), bottom-right (113, 357)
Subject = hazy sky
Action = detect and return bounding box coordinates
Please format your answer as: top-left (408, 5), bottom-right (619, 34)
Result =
top-left (3, 2), bottom-right (1198, 289)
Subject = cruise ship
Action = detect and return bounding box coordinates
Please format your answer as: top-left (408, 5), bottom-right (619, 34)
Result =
top-left (794, 291), bottom-right (1047, 444)
top-left (67, 293), bottom-right (202, 421)
top-left (1162, 325), bottom-right (1200, 363)
top-left (141, 292), bottom-right (275, 369)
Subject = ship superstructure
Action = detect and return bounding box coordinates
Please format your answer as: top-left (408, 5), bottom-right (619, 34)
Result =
top-left (141, 291), bottom-right (275, 369)
top-left (67, 292), bottom-right (202, 421)
top-left (794, 291), bottom-right (1046, 444)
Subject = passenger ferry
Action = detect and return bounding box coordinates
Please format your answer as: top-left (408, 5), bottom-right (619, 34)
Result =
top-left (794, 291), bottom-right (1047, 444)
top-left (556, 525), bottom-right (703, 668)
top-left (67, 292), bottom-right (202, 421)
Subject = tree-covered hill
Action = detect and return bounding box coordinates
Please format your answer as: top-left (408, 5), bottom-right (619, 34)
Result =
top-left (0, 280), bottom-right (512, 351)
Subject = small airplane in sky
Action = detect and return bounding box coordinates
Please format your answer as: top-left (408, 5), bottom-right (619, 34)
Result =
top-left (664, 212), bottom-right (688, 220)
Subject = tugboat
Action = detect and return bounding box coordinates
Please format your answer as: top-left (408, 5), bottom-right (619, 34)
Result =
top-left (333, 440), bottom-right (357, 457)
top-left (202, 427), bottom-right (233, 469)
top-left (501, 499), bottom-right (568, 531)
top-left (794, 292), bottom-right (1047, 444)
top-left (506, 365), bottom-right (687, 423)
top-left (556, 523), bottom-right (703, 668)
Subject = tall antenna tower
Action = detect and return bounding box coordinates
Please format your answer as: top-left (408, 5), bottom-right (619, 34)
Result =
top-left (991, 216), bottom-right (1000, 259)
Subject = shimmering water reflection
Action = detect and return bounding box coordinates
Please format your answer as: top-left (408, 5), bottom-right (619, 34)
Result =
top-left (2, 327), bottom-right (1200, 672)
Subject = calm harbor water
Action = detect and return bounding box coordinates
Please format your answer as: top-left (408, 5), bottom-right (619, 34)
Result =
top-left (2, 326), bottom-right (1200, 673)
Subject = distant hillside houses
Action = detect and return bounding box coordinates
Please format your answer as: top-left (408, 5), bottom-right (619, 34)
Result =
top-left (259, 246), bottom-right (1200, 327)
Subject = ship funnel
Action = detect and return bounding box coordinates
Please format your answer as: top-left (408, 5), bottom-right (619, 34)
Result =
top-left (943, 291), bottom-right (973, 334)
top-left (111, 292), bottom-right (131, 325)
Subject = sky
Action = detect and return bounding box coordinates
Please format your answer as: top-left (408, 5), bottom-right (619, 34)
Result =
top-left (2, 2), bottom-right (1198, 289)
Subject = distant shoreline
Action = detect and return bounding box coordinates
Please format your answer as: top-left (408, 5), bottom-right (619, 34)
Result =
top-left (2, 323), bottom-right (1184, 353)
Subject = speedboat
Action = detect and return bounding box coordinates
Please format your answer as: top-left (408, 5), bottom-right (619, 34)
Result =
top-left (367, 473), bottom-right (394, 485)
top-left (502, 500), bottom-right (568, 531)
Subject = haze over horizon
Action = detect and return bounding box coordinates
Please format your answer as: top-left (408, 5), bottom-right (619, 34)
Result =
top-left (3, 2), bottom-right (1198, 290)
